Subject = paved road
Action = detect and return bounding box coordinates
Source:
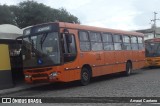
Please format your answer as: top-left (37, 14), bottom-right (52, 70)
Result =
top-left (1, 68), bottom-right (160, 106)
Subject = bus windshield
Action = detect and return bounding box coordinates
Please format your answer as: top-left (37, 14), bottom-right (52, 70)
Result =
top-left (145, 42), bottom-right (160, 57)
top-left (22, 32), bottom-right (60, 68)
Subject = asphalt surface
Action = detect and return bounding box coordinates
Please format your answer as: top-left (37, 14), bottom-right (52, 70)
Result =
top-left (1, 68), bottom-right (160, 106)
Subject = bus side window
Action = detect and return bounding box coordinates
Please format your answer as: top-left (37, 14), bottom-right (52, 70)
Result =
top-left (123, 35), bottom-right (131, 50)
top-left (113, 34), bottom-right (123, 50)
top-left (138, 37), bottom-right (144, 50)
top-left (79, 31), bottom-right (90, 51)
top-left (62, 34), bottom-right (77, 63)
top-left (131, 36), bottom-right (138, 50)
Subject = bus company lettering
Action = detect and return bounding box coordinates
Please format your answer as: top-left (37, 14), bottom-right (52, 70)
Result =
top-left (130, 99), bottom-right (157, 103)
top-left (37, 26), bottom-right (50, 32)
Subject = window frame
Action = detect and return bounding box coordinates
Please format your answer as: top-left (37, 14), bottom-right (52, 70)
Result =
top-left (131, 36), bottom-right (139, 50)
top-left (138, 36), bottom-right (144, 50)
top-left (123, 35), bottom-right (131, 50)
top-left (102, 33), bottom-right (114, 51)
top-left (78, 30), bottom-right (91, 52)
top-left (113, 34), bottom-right (123, 51)
top-left (89, 31), bottom-right (103, 51)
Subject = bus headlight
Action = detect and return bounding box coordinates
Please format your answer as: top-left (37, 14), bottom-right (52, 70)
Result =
top-left (49, 72), bottom-right (58, 77)
top-left (49, 72), bottom-right (58, 79)
top-left (25, 75), bottom-right (32, 78)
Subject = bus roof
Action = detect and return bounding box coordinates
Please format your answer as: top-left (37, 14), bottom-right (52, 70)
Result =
top-left (29, 22), bottom-right (144, 37)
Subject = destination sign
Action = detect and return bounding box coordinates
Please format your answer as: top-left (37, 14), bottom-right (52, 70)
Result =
top-left (35, 25), bottom-right (52, 33)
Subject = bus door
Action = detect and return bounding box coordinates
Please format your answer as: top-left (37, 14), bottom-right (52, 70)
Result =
top-left (62, 32), bottom-right (80, 81)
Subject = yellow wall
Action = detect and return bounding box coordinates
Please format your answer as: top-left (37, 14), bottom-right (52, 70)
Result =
top-left (0, 44), bottom-right (11, 70)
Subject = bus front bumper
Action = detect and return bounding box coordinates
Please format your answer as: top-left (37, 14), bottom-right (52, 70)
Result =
top-left (146, 58), bottom-right (160, 67)
top-left (25, 72), bottom-right (59, 84)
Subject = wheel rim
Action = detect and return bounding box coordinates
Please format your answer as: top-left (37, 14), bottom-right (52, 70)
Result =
top-left (82, 72), bottom-right (88, 81)
top-left (128, 67), bottom-right (131, 74)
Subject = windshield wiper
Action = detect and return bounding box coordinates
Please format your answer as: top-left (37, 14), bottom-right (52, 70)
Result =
top-left (40, 33), bottom-right (48, 50)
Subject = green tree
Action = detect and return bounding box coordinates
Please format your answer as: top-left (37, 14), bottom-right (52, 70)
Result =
top-left (10, 1), bottom-right (80, 28)
top-left (0, 5), bottom-right (16, 25)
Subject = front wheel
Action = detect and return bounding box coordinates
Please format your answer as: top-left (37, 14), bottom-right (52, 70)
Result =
top-left (80, 67), bottom-right (91, 86)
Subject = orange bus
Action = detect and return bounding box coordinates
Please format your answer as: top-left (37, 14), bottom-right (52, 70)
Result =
top-left (17, 22), bottom-right (145, 85)
top-left (145, 38), bottom-right (160, 67)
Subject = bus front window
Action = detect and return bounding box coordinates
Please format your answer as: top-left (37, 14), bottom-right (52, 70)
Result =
top-left (22, 32), bottom-right (60, 68)
top-left (145, 42), bottom-right (160, 57)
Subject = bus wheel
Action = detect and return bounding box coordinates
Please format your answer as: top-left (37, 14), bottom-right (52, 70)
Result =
top-left (125, 62), bottom-right (132, 76)
top-left (80, 67), bottom-right (91, 86)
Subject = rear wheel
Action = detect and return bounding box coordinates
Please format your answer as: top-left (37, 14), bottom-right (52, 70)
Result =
top-left (124, 62), bottom-right (132, 76)
top-left (80, 67), bottom-right (91, 86)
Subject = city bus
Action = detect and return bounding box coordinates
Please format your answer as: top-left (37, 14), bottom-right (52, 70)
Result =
top-left (17, 22), bottom-right (145, 85)
top-left (145, 38), bottom-right (160, 67)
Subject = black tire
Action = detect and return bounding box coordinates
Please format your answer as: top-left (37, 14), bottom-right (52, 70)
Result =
top-left (124, 62), bottom-right (132, 76)
top-left (80, 67), bottom-right (91, 86)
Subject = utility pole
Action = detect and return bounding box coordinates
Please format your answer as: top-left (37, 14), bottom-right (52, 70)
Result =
top-left (151, 12), bottom-right (160, 38)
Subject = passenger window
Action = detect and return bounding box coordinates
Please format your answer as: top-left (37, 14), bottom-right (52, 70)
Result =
top-left (80, 42), bottom-right (90, 51)
top-left (113, 34), bottom-right (122, 50)
top-left (113, 34), bottom-right (122, 42)
top-left (102, 33), bottom-right (114, 50)
top-left (123, 35), bottom-right (131, 50)
top-left (131, 36), bottom-right (137, 43)
top-left (79, 31), bottom-right (89, 41)
top-left (114, 43), bottom-right (122, 50)
top-left (90, 32), bottom-right (102, 42)
top-left (138, 37), bottom-right (144, 50)
top-left (138, 37), bottom-right (143, 43)
top-left (91, 42), bottom-right (103, 51)
top-left (123, 35), bottom-right (130, 43)
top-left (102, 33), bottom-right (112, 42)
top-left (90, 32), bottom-right (103, 51)
top-left (131, 36), bottom-right (139, 50)
top-left (79, 31), bottom-right (91, 51)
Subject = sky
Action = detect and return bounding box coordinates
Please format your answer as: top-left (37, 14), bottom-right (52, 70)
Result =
top-left (1, 0), bottom-right (160, 30)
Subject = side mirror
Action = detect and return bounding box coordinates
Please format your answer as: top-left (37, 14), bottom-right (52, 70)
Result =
top-left (66, 34), bottom-right (72, 43)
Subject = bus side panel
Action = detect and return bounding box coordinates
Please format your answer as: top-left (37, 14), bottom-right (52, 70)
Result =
top-left (78, 51), bottom-right (104, 77)
top-left (123, 50), bottom-right (132, 68)
top-left (132, 51), bottom-right (139, 70)
top-left (138, 49), bottom-right (145, 68)
top-left (103, 51), bottom-right (114, 74)
top-left (113, 51), bottom-right (126, 72)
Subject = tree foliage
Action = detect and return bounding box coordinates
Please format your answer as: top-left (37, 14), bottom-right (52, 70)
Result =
top-left (0, 5), bottom-right (16, 25)
top-left (0, 1), bottom-right (80, 28)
